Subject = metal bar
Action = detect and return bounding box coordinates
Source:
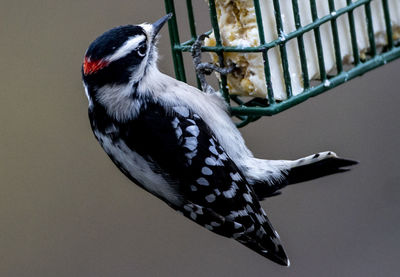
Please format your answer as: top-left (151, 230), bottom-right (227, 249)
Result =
top-left (176, 0), bottom-right (370, 53)
top-left (230, 47), bottom-right (400, 116)
top-left (230, 95), bottom-right (245, 106)
top-left (382, 0), bottom-right (394, 49)
top-left (364, 1), bottom-right (377, 57)
top-left (186, 0), bottom-right (197, 39)
top-left (181, 38), bottom-right (195, 46)
top-left (177, 45), bottom-right (265, 52)
top-left (346, 0), bottom-right (360, 65)
top-left (235, 116), bottom-right (261, 128)
top-left (328, 0), bottom-right (344, 73)
top-left (208, 0), bottom-right (230, 103)
top-left (253, 0), bottom-right (275, 104)
top-left (252, 0), bottom-right (267, 46)
top-left (272, 0), bottom-right (292, 98)
top-left (310, 0), bottom-right (327, 81)
top-left (235, 116), bottom-right (252, 128)
top-left (181, 30), bottom-right (213, 47)
top-left (291, 0), bottom-right (310, 89)
top-left (185, 0), bottom-right (202, 89)
top-left (165, 0), bottom-right (187, 82)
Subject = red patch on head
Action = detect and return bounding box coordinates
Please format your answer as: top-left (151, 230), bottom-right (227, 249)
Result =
top-left (83, 57), bottom-right (109, 75)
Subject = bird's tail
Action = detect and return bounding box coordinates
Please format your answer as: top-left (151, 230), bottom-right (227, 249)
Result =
top-left (287, 151), bottom-right (358, 185)
top-left (251, 151), bottom-right (358, 199)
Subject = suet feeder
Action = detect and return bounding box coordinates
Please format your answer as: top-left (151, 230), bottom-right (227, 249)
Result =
top-left (164, 0), bottom-right (400, 127)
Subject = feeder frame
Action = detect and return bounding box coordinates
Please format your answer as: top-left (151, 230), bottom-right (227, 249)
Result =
top-left (165, 0), bottom-right (400, 127)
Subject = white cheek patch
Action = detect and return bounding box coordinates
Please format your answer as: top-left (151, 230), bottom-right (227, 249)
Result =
top-left (107, 34), bottom-right (146, 62)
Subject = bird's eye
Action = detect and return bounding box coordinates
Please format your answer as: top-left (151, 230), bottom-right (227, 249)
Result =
top-left (137, 44), bottom-right (147, 57)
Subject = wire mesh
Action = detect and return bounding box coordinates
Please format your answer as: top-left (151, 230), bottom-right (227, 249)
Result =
top-left (165, 0), bottom-right (400, 127)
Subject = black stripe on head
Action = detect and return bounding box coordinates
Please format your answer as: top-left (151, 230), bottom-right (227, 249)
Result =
top-left (86, 25), bottom-right (145, 61)
top-left (83, 25), bottom-right (148, 87)
top-left (83, 50), bottom-right (144, 87)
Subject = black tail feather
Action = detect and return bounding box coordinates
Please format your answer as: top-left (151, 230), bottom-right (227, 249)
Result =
top-left (238, 229), bottom-right (290, 266)
top-left (288, 157), bottom-right (358, 185)
top-left (243, 239), bottom-right (290, 266)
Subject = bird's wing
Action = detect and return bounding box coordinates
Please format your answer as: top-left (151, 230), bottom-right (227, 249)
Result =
top-left (118, 102), bottom-right (289, 265)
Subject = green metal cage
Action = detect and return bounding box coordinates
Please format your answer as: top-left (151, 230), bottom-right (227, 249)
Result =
top-left (164, 0), bottom-right (400, 127)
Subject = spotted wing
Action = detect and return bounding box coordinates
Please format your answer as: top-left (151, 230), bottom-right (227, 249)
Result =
top-left (118, 102), bottom-right (289, 265)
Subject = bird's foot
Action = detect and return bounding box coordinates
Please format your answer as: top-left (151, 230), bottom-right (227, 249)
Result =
top-left (191, 33), bottom-right (234, 94)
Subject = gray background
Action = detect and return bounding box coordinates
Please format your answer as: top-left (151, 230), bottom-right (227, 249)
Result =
top-left (1, 1), bottom-right (399, 276)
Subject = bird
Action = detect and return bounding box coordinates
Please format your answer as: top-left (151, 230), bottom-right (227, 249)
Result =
top-left (81, 13), bottom-right (357, 266)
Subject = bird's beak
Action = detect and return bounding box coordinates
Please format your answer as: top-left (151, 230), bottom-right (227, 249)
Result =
top-left (152, 13), bottom-right (173, 37)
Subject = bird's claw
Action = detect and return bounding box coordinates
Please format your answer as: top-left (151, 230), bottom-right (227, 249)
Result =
top-left (196, 62), bottom-right (234, 76)
top-left (191, 33), bottom-right (233, 94)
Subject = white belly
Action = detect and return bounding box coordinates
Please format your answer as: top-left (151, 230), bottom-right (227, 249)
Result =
top-left (94, 130), bottom-right (182, 206)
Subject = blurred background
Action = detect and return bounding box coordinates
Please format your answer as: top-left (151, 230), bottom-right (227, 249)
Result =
top-left (1, 1), bottom-right (399, 276)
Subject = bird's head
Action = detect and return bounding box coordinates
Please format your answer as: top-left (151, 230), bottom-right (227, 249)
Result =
top-left (82, 14), bottom-right (172, 91)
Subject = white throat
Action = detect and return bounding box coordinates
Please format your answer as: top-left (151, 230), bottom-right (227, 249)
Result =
top-left (95, 81), bottom-right (144, 122)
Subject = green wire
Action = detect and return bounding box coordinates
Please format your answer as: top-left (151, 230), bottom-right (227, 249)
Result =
top-left (164, 0), bottom-right (400, 127)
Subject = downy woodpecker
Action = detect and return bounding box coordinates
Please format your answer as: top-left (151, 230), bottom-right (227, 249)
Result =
top-left (82, 14), bottom-right (357, 266)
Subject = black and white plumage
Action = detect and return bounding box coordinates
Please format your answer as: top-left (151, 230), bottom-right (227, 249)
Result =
top-left (82, 14), bottom-right (357, 266)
